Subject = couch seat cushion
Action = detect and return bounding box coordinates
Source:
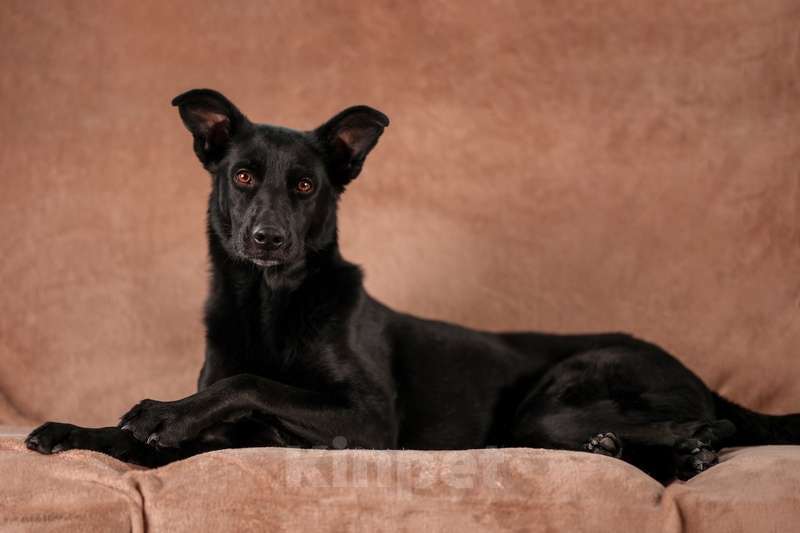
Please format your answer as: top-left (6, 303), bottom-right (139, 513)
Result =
top-left (2, 428), bottom-right (799, 532)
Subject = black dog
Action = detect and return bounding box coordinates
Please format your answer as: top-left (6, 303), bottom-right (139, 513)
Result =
top-left (26, 89), bottom-right (800, 482)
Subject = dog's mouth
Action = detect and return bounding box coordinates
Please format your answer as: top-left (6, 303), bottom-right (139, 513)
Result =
top-left (244, 249), bottom-right (296, 269)
top-left (249, 257), bottom-right (283, 268)
top-left (234, 238), bottom-right (295, 269)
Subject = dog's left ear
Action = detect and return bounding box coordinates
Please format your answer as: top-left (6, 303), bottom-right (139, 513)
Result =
top-left (314, 106), bottom-right (389, 187)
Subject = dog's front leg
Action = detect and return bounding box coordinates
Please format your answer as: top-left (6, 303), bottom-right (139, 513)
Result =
top-left (118, 373), bottom-right (380, 449)
top-left (25, 422), bottom-right (187, 466)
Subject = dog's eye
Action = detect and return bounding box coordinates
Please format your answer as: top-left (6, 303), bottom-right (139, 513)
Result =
top-left (233, 170), bottom-right (254, 186)
top-left (296, 178), bottom-right (314, 194)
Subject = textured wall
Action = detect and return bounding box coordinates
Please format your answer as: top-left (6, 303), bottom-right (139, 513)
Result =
top-left (1, 0), bottom-right (798, 426)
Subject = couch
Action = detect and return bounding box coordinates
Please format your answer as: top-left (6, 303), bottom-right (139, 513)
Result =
top-left (1, 0), bottom-right (799, 531)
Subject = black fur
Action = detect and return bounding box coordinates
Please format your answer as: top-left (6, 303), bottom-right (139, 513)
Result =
top-left (26, 89), bottom-right (800, 483)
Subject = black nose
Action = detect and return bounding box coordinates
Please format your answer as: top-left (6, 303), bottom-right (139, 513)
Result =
top-left (252, 226), bottom-right (287, 250)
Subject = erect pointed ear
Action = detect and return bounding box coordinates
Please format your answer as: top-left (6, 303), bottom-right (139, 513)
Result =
top-left (171, 89), bottom-right (252, 168)
top-left (314, 105), bottom-right (389, 188)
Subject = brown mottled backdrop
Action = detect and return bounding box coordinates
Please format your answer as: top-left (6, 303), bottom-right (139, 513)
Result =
top-left (0, 1), bottom-right (798, 427)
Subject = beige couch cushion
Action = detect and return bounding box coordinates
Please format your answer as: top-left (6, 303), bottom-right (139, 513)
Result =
top-left (2, 431), bottom-right (799, 533)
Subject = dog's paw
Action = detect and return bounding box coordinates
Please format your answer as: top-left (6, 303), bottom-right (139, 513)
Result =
top-left (27, 423), bottom-right (150, 463)
top-left (118, 398), bottom-right (195, 448)
top-left (26, 422), bottom-right (82, 454)
top-left (674, 438), bottom-right (718, 480)
top-left (583, 432), bottom-right (622, 458)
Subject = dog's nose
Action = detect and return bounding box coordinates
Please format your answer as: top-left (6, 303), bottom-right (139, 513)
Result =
top-left (252, 226), bottom-right (287, 250)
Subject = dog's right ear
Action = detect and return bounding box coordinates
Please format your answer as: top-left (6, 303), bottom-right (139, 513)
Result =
top-left (171, 89), bottom-right (251, 167)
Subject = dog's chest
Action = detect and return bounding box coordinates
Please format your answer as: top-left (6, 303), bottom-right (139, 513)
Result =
top-left (205, 269), bottom-right (355, 390)
top-left (229, 305), bottom-right (339, 389)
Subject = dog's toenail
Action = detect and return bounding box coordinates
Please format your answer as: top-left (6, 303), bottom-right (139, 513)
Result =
top-left (146, 433), bottom-right (160, 445)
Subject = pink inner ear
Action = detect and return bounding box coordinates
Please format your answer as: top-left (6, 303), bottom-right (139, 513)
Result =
top-left (336, 126), bottom-right (374, 154)
top-left (187, 109), bottom-right (231, 151)
top-left (337, 129), bottom-right (357, 148)
top-left (193, 110), bottom-right (229, 132)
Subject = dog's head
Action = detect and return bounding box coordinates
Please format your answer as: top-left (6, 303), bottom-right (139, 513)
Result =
top-left (172, 89), bottom-right (388, 276)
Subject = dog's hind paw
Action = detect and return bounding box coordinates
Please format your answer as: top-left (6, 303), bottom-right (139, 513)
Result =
top-left (674, 438), bottom-right (718, 480)
top-left (583, 432), bottom-right (622, 458)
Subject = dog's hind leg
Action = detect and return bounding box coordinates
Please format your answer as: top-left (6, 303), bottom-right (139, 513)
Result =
top-left (583, 418), bottom-right (735, 481)
top-left (601, 419), bottom-right (732, 481)
top-left (511, 404), bottom-right (734, 483)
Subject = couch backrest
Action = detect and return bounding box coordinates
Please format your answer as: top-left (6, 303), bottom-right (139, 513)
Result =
top-left (1, 0), bottom-right (798, 426)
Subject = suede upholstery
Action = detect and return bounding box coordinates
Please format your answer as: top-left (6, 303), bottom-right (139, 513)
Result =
top-left (2, 430), bottom-right (800, 532)
top-left (1, 1), bottom-right (799, 531)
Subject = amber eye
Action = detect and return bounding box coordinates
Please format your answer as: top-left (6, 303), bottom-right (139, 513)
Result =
top-left (296, 178), bottom-right (314, 194)
top-left (234, 170), bottom-right (254, 186)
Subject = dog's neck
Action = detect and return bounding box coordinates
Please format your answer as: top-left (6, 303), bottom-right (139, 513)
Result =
top-left (207, 225), bottom-right (359, 314)
top-left (202, 226), bottom-right (362, 377)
